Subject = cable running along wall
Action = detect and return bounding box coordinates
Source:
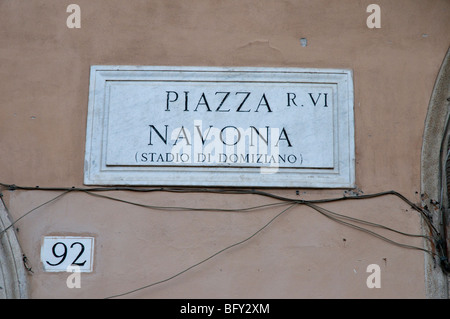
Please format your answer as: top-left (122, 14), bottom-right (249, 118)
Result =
top-left (0, 183), bottom-right (447, 298)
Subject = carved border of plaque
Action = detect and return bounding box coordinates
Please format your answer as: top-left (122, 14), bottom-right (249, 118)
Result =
top-left (84, 66), bottom-right (355, 188)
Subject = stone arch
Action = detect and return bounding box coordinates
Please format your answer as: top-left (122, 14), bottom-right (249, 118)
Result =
top-left (0, 197), bottom-right (28, 298)
top-left (421, 47), bottom-right (450, 298)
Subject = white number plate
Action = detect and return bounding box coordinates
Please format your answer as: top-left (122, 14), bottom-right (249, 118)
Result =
top-left (41, 236), bottom-right (94, 272)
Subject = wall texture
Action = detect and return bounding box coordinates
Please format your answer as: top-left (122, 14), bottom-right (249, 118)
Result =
top-left (0, 0), bottom-right (449, 299)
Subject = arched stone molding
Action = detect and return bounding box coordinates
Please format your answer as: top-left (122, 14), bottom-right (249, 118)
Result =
top-left (0, 197), bottom-right (28, 298)
top-left (421, 47), bottom-right (450, 299)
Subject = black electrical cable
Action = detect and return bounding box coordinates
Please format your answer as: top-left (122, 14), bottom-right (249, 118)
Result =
top-left (0, 182), bottom-right (447, 297)
top-left (0, 183), bottom-right (441, 246)
top-left (80, 189), bottom-right (292, 213)
top-left (79, 188), bottom-right (436, 246)
top-left (304, 202), bottom-right (435, 255)
top-left (79, 188), bottom-right (437, 251)
top-left (105, 203), bottom-right (298, 299)
top-left (0, 183), bottom-right (440, 239)
top-left (104, 200), bottom-right (435, 298)
top-left (0, 189), bottom-right (72, 237)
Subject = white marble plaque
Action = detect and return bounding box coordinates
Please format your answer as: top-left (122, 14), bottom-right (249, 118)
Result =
top-left (84, 66), bottom-right (354, 187)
